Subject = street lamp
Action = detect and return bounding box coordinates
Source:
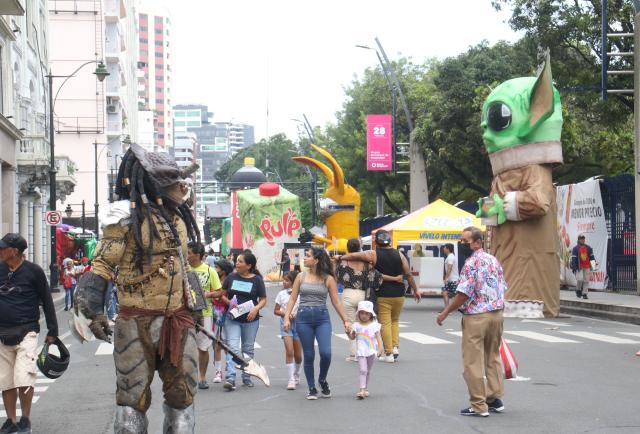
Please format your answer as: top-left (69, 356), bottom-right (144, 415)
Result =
top-left (64, 201), bottom-right (86, 233)
top-left (47, 60), bottom-right (109, 288)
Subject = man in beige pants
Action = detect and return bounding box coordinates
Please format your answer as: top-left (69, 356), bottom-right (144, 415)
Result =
top-left (437, 227), bottom-right (507, 417)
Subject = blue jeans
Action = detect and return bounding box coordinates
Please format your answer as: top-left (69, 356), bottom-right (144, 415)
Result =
top-left (106, 282), bottom-right (118, 320)
top-left (296, 305), bottom-right (332, 390)
top-left (223, 316), bottom-right (260, 381)
top-left (65, 284), bottom-right (76, 308)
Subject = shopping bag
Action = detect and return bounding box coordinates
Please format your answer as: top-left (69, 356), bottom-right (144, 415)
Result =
top-left (499, 336), bottom-right (518, 379)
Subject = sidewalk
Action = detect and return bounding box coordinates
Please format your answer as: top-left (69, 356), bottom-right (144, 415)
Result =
top-left (560, 288), bottom-right (640, 325)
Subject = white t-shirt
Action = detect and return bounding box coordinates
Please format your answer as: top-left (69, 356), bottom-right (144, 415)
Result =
top-left (275, 289), bottom-right (299, 316)
top-left (353, 321), bottom-right (381, 357)
top-left (445, 253), bottom-right (459, 282)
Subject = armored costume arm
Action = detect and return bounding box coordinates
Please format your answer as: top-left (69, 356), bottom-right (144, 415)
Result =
top-left (74, 205), bottom-right (129, 342)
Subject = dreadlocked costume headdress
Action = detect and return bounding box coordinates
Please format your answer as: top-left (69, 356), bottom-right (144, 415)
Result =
top-left (114, 143), bottom-right (200, 272)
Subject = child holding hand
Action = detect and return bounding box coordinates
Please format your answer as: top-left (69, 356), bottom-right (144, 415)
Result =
top-left (274, 271), bottom-right (302, 390)
top-left (349, 300), bottom-right (383, 399)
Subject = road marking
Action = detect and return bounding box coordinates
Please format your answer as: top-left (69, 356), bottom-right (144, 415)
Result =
top-left (95, 342), bottom-right (114, 355)
top-left (254, 342), bottom-right (261, 349)
top-left (34, 386), bottom-right (48, 393)
top-left (521, 319), bottom-right (571, 327)
top-left (505, 331), bottom-right (581, 343)
top-left (617, 332), bottom-right (640, 338)
top-left (399, 332), bottom-right (453, 345)
top-left (560, 331), bottom-right (640, 344)
top-left (333, 333), bottom-right (350, 341)
top-left (35, 378), bottom-right (56, 384)
top-left (446, 331), bottom-right (519, 344)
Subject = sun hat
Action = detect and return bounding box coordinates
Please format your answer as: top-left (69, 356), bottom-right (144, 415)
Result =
top-left (357, 300), bottom-right (376, 317)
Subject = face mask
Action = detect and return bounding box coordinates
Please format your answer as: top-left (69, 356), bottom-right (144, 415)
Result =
top-left (459, 242), bottom-right (473, 257)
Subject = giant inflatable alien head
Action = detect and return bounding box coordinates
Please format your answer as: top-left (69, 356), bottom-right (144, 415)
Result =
top-left (293, 144), bottom-right (361, 242)
top-left (481, 55), bottom-right (563, 176)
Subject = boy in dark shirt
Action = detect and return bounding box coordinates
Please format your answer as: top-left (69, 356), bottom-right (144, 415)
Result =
top-left (0, 233), bottom-right (58, 434)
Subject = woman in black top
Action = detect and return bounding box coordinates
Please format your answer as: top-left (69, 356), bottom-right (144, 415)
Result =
top-left (220, 252), bottom-right (267, 390)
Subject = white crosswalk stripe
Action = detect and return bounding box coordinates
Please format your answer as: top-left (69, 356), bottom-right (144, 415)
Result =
top-left (446, 331), bottom-right (519, 344)
top-left (333, 333), bottom-right (350, 341)
top-left (521, 319), bottom-right (571, 327)
top-left (504, 331), bottom-right (581, 343)
top-left (399, 332), bottom-right (453, 345)
top-left (560, 331), bottom-right (640, 344)
top-left (617, 332), bottom-right (640, 338)
top-left (95, 342), bottom-right (114, 355)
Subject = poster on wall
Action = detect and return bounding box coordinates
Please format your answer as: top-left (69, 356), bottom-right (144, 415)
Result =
top-left (556, 179), bottom-right (608, 290)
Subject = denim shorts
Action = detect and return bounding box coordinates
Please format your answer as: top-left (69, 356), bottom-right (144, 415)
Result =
top-left (280, 317), bottom-right (300, 340)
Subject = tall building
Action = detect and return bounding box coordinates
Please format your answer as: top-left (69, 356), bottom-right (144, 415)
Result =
top-left (137, 0), bottom-right (171, 151)
top-left (49, 0), bottom-right (140, 232)
top-left (1, 0), bottom-right (65, 269)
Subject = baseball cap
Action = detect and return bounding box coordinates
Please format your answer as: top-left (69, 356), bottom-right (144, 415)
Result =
top-left (375, 230), bottom-right (392, 247)
top-left (0, 233), bottom-right (28, 253)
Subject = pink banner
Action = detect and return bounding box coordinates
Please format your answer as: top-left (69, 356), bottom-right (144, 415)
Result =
top-left (366, 114), bottom-right (393, 171)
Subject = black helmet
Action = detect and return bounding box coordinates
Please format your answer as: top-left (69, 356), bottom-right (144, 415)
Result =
top-left (375, 230), bottom-right (392, 247)
top-left (37, 337), bottom-right (70, 379)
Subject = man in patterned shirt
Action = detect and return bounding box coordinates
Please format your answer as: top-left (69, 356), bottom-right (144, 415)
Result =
top-left (437, 226), bottom-right (506, 418)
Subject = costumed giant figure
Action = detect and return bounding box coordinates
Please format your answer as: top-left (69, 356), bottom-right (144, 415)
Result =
top-left (478, 55), bottom-right (563, 318)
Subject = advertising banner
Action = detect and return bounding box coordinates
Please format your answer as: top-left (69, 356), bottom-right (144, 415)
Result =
top-left (237, 186), bottom-right (301, 280)
top-left (366, 114), bottom-right (393, 171)
top-left (556, 179), bottom-right (608, 289)
top-left (231, 191), bottom-right (243, 251)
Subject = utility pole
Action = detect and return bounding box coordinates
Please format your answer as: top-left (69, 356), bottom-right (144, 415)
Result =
top-left (374, 37), bottom-right (429, 211)
top-left (302, 114), bottom-right (318, 227)
top-left (47, 72), bottom-right (58, 289)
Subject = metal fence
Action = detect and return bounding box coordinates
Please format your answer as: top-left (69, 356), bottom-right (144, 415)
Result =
top-left (600, 175), bottom-right (637, 293)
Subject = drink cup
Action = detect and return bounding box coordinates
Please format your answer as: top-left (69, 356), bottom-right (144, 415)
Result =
top-left (480, 196), bottom-right (498, 226)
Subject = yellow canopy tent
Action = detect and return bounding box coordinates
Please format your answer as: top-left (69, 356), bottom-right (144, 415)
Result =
top-left (375, 199), bottom-right (485, 247)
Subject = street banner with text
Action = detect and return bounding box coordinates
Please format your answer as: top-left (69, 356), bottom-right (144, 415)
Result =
top-left (556, 179), bottom-right (608, 290)
top-left (366, 114), bottom-right (393, 171)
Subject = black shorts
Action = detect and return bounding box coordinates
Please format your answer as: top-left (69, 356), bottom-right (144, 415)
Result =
top-left (442, 281), bottom-right (457, 298)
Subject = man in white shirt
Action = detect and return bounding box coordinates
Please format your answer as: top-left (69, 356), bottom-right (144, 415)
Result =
top-left (441, 243), bottom-right (459, 308)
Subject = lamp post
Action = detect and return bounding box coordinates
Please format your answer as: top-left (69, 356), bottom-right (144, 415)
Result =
top-left (356, 38), bottom-right (429, 212)
top-left (64, 201), bottom-right (86, 233)
top-left (47, 60), bottom-right (109, 288)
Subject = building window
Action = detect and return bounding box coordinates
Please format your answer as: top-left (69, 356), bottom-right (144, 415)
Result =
top-left (155, 40), bottom-right (163, 46)
top-left (155, 52), bottom-right (162, 58)
top-left (187, 110), bottom-right (201, 117)
top-left (140, 26), bottom-right (147, 32)
top-left (140, 38), bottom-right (148, 44)
top-left (155, 29), bottom-right (163, 35)
top-left (175, 112), bottom-right (186, 117)
top-left (155, 64), bottom-right (163, 69)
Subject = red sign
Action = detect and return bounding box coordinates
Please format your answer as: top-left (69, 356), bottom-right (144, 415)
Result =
top-left (366, 114), bottom-right (393, 171)
top-left (45, 211), bottom-right (62, 226)
top-left (259, 207), bottom-right (301, 246)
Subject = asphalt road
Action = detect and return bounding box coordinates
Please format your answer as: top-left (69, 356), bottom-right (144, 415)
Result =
top-left (11, 287), bottom-right (640, 434)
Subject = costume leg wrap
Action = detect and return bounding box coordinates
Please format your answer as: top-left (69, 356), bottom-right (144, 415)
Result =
top-left (114, 317), bottom-right (163, 411)
top-left (162, 403), bottom-right (195, 434)
top-left (114, 405), bottom-right (148, 434)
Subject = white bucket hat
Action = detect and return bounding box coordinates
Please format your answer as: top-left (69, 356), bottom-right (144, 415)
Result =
top-left (357, 300), bottom-right (376, 317)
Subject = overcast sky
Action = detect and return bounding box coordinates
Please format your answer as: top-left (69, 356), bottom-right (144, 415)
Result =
top-left (169, 0), bottom-right (521, 142)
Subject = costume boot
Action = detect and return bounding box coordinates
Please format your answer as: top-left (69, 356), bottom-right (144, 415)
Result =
top-left (162, 403), bottom-right (195, 434)
top-left (114, 405), bottom-right (148, 434)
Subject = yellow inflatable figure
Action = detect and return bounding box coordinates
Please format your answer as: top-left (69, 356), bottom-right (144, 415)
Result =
top-left (293, 144), bottom-right (360, 253)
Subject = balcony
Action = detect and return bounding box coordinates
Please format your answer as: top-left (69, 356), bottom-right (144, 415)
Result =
top-left (55, 156), bottom-right (77, 202)
top-left (17, 137), bottom-right (50, 167)
top-left (0, 0), bottom-right (24, 15)
top-left (104, 0), bottom-right (125, 22)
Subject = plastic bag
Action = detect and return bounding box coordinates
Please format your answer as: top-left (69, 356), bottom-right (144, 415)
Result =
top-left (499, 336), bottom-right (518, 379)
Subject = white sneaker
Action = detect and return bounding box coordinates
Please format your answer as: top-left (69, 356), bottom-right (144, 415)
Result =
top-left (213, 370), bottom-right (223, 383)
top-left (287, 379), bottom-right (296, 390)
top-left (294, 373), bottom-right (300, 385)
top-left (393, 347), bottom-right (399, 360)
top-left (378, 354), bottom-right (395, 363)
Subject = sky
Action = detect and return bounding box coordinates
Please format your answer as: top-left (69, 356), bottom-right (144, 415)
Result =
top-left (169, 0), bottom-right (521, 142)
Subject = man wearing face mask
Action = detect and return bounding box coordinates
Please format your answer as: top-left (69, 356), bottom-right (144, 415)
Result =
top-left (436, 227), bottom-right (507, 418)
top-left (72, 143), bottom-right (201, 433)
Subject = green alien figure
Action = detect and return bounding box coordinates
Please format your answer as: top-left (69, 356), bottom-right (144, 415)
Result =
top-left (479, 55), bottom-right (563, 318)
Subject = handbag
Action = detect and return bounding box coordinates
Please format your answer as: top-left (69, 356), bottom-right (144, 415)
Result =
top-left (186, 271), bottom-right (208, 312)
top-left (0, 324), bottom-right (31, 346)
top-left (63, 273), bottom-right (73, 290)
top-left (363, 262), bottom-right (383, 312)
top-left (499, 336), bottom-right (518, 379)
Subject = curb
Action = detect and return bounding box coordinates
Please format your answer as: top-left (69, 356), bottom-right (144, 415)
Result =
top-left (560, 299), bottom-right (640, 326)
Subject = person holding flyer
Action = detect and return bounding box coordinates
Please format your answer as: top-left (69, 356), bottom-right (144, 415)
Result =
top-left (221, 252), bottom-right (267, 391)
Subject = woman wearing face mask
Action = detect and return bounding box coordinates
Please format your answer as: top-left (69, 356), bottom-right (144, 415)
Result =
top-left (220, 253), bottom-right (266, 390)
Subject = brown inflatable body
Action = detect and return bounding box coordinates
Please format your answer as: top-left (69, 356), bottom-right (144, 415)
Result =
top-left (490, 164), bottom-right (560, 317)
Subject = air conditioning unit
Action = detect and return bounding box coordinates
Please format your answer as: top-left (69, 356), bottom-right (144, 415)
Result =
top-left (107, 104), bottom-right (119, 114)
